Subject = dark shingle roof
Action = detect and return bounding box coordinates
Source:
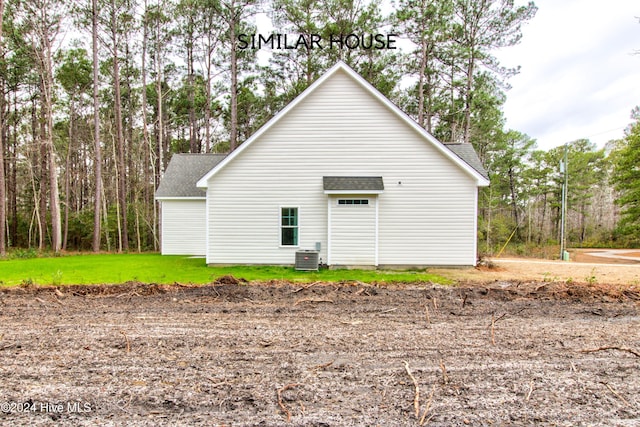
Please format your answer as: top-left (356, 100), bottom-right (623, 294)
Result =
top-left (155, 154), bottom-right (226, 198)
top-left (444, 143), bottom-right (489, 181)
top-left (323, 176), bottom-right (384, 192)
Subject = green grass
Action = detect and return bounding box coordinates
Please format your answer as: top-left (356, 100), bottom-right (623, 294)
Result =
top-left (0, 253), bottom-right (451, 287)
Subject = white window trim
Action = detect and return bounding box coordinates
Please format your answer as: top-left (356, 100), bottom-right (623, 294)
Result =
top-left (279, 205), bottom-right (300, 248)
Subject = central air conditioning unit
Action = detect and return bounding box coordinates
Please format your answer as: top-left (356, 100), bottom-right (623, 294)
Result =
top-left (295, 250), bottom-right (319, 271)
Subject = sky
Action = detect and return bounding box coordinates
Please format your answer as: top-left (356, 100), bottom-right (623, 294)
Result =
top-left (493, 0), bottom-right (640, 150)
top-left (255, 0), bottom-right (639, 150)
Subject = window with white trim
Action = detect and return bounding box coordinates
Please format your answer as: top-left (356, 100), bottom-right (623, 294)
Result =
top-left (281, 207), bottom-right (298, 246)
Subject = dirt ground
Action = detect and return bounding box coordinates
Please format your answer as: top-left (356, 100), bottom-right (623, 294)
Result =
top-left (433, 249), bottom-right (640, 286)
top-left (0, 278), bottom-right (639, 426)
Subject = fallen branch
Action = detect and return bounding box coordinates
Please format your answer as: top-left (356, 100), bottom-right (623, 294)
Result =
top-left (601, 382), bottom-right (631, 407)
top-left (534, 283), bottom-right (547, 292)
top-left (206, 378), bottom-right (230, 388)
top-left (489, 312), bottom-right (507, 345)
top-left (0, 343), bottom-right (18, 351)
top-left (494, 312), bottom-right (508, 323)
top-left (311, 360), bottom-right (334, 371)
top-left (293, 298), bottom-right (333, 306)
top-left (340, 320), bottom-right (363, 326)
top-left (115, 291), bottom-right (141, 299)
top-left (490, 314), bottom-right (496, 345)
top-left (277, 383), bottom-right (300, 422)
top-left (119, 330), bottom-right (131, 353)
top-left (460, 292), bottom-right (468, 308)
top-left (580, 346), bottom-right (640, 358)
top-left (403, 361), bottom-right (420, 419)
top-left (439, 358), bottom-right (449, 385)
top-left (419, 384), bottom-right (436, 426)
top-left (525, 379), bottom-right (534, 401)
top-left (292, 281), bottom-right (322, 293)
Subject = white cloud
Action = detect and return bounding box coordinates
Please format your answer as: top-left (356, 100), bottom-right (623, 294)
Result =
top-left (494, 0), bottom-right (640, 149)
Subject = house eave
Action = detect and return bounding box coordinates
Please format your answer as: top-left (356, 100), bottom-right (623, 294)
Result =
top-left (155, 196), bottom-right (206, 201)
top-left (323, 190), bottom-right (385, 195)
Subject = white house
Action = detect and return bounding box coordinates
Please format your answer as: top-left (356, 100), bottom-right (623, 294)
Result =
top-left (156, 61), bottom-right (490, 267)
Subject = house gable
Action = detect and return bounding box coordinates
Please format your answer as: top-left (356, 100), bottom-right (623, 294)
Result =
top-left (197, 62), bottom-right (489, 189)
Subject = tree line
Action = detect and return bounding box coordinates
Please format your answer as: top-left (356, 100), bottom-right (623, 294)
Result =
top-left (0, 0), bottom-right (638, 256)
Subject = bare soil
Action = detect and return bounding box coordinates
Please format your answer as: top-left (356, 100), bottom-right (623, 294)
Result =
top-left (433, 250), bottom-right (640, 285)
top-left (0, 280), bottom-right (639, 426)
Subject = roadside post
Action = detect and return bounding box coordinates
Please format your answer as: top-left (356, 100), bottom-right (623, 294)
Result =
top-left (560, 143), bottom-right (568, 261)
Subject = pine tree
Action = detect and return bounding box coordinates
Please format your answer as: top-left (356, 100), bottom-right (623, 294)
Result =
top-left (612, 112), bottom-right (640, 243)
top-left (0, 0), bottom-right (6, 255)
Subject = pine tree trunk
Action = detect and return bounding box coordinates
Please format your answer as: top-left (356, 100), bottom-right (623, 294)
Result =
top-left (229, 4), bottom-right (238, 152)
top-left (141, 0), bottom-right (156, 250)
top-left (187, 19), bottom-right (197, 153)
top-left (155, 23), bottom-right (165, 177)
top-left (38, 96), bottom-right (47, 251)
top-left (92, 0), bottom-right (102, 252)
top-left (0, 0), bottom-right (5, 256)
top-left (112, 3), bottom-right (128, 251)
top-left (204, 23), bottom-right (217, 154)
top-left (43, 38), bottom-right (62, 252)
top-left (463, 55), bottom-right (474, 144)
top-left (417, 37), bottom-right (427, 129)
top-left (63, 101), bottom-right (74, 250)
top-left (9, 96), bottom-right (17, 246)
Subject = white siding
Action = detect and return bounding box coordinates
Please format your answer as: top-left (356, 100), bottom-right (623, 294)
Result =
top-left (206, 69), bottom-right (479, 266)
top-left (161, 200), bottom-right (206, 255)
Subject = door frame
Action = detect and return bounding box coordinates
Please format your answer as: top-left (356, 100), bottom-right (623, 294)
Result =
top-left (327, 195), bottom-right (379, 266)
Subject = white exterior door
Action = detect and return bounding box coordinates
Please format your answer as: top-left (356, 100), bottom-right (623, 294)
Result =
top-left (328, 196), bottom-right (378, 266)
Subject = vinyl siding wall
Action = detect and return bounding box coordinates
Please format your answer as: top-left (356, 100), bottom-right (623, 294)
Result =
top-left (160, 200), bottom-right (206, 255)
top-left (206, 69), bottom-right (479, 266)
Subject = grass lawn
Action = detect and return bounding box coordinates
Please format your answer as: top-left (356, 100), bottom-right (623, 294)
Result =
top-left (0, 253), bottom-right (451, 287)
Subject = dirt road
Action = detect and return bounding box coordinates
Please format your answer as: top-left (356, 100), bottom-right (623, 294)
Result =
top-left (433, 249), bottom-right (640, 286)
top-left (0, 281), bottom-right (638, 426)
